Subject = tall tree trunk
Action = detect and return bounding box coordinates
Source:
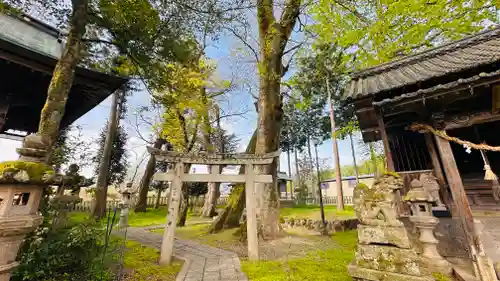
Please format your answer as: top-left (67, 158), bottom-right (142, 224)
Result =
top-left (209, 130), bottom-right (257, 233)
top-left (35, 0), bottom-right (89, 156)
top-left (294, 148), bottom-right (300, 183)
top-left (254, 0), bottom-right (302, 239)
top-left (286, 149), bottom-right (292, 199)
top-left (154, 188), bottom-right (162, 209)
top-left (135, 138), bottom-right (166, 212)
top-left (177, 185), bottom-right (190, 227)
top-left (349, 133), bottom-right (360, 183)
top-left (92, 91), bottom-right (120, 219)
top-left (201, 99), bottom-right (222, 217)
top-left (327, 82), bottom-right (344, 211)
top-left (177, 165), bottom-right (192, 227)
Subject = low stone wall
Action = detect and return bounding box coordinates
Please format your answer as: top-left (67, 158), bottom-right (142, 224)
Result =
top-left (281, 217), bottom-right (359, 233)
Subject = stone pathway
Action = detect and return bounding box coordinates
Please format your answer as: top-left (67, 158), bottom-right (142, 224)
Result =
top-left (474, 216), bottom-right (500, 263)
top-left (127, 226), bottom-right (248, 281)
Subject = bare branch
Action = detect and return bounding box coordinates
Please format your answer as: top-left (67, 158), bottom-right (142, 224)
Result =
top-left (225, 26), bottom-right (259, 61)
top-left (211, 110), bottom-right (252, 124)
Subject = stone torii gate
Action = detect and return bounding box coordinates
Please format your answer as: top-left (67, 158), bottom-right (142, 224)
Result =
top-left (148, 147), bottom-right (280, 265)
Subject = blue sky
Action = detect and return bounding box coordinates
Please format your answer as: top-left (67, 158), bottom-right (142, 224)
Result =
top-left (0, 18), bottom-right (364, 181)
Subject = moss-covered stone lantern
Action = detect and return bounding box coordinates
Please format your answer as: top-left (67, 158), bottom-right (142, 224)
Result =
top-left (0, 134), bottom-right (54, 281)
top-left (404, 178), bottom-right (451, 275)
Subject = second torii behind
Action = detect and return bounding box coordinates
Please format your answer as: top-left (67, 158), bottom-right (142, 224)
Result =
top-left (148, 147), bottom-right (281, 265)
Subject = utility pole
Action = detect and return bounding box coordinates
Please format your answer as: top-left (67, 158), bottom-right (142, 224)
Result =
top-left (349, 133), bottom-right (360, 183)
top-left (314, 141), bottom-right (327, 235)
top-left (326, 78), bottom-right (344, 210)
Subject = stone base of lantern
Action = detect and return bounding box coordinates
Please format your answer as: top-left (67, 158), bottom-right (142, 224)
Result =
top-left (0, 214), bottom-right (43, 280)
top-left (419, 256), bottom-right (452, 275)
top-left (409, 216), bottom-right (452, 275)
top-left (349, 263), bottom-right (433, 281)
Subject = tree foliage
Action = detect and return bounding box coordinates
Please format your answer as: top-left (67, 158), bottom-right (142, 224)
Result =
top-left (210, 128), bottom-right (240, 153)
top-left (309, 0), bottom-right (500, 68)
top-left (50, 125), bottom-right (92, 173)
top-left (289, 43), bottom-right (354, 135)
top-left (12, 220), bottom-right (110, 281)
top-left (92, 123), bottom-right (128, 186)
top-left (280, 99), bottom-right (307, 153)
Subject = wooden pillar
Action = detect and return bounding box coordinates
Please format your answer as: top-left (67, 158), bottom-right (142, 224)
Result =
top-left (424, 133), bottom-right (457, 216)
top-left (377, 114), bottom-right (395, 172)
top-left (434, 135), bottom-right (475, 246)
top-left (245, 163), bottom-right (259, 260)
top-left (159, 161), bottom-right (183, 265)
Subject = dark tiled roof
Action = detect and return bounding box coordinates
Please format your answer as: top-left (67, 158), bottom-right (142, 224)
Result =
top-left (345, 26), bottom-right (500, 100)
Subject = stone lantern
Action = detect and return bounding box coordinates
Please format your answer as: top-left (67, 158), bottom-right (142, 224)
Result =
top-left (404, 178), bottom-right (451, 274)
top-left (0, 134), bottom-right (54, 281)
top-left (116, 182), bottom-right (136, 228)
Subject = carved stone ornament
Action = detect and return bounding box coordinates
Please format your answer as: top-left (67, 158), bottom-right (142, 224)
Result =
top-left (349, 173), bottom-right (432, 281)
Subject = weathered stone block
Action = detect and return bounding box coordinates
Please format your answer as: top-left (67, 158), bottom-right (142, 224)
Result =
top-left (358, 224), bottom-right (411, 249)
top-left (348, 263), bottom-right (433, 281)
top-left (354, 245), bottom-right (422, 276)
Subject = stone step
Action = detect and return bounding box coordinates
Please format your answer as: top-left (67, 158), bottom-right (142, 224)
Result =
top-left (453, 267), bottom-right (479, 281)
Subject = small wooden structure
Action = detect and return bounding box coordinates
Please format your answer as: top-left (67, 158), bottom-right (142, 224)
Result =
top-left (148, 147), bottom-right (280, 264)
top-left (0, 12), bottom-right (126, 138)
top-left (344, 26), bottom-right (500, 279)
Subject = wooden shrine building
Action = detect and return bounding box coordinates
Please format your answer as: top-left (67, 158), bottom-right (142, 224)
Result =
top-left (0, 12), bottom-right (126, 139)
top-left (344, 28), bottom-right (500, 277)
top-left (346, 26), bottom-right (500, 213)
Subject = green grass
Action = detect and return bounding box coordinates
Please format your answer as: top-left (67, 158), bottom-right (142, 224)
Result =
top-left (69, 212), bottom-right (91, 224)
top-left (152, 223), bottom-right (240, 247)
top-left (241, 231), bottom-right (357, 281)
top-left (69, 207), bottom-right (169, 227)
top-left (128, 208), bottom-right (169, 227)
top-left (70, 204), bottom-right (354, 230)
top-left (280, 205), bottom-right (355, 220)
top-left (123, 240), bottom-right (183, 281)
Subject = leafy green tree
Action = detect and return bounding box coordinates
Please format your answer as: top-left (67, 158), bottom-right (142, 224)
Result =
top-left (309, 0), bottom-right (499, 68)
top-left (1, 0), bottom-right (245, 159)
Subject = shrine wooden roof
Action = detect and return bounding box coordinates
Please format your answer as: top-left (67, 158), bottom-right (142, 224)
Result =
top-left (344, 26), bottom-right (500, 101)
top-left (0, 13), bottom-right (127, 135)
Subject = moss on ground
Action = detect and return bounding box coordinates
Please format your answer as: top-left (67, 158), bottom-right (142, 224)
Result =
top-left (432, 272), bottom-right (452, 281)
top-left (152, 223), bottom-right (240, 247)
top-left (123, 240), bottom-right (183, 281)
top-left (241, 231), bottom-right (357, 281)
top-left (280, 205), bottom-right (355, 220)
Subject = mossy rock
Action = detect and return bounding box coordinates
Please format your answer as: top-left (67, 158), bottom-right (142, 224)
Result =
top-left (355, 183), bottom-right (369, 190)
top-left (384, 171), bottom-right (401, 178)
top-left (432, 272), bottom-right (452, 281)
top-left (0, 160), bottom-right (54, 183)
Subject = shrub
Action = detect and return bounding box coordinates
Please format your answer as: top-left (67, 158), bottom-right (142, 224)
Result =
top-left (11, 220), bottom-right (113, 281)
